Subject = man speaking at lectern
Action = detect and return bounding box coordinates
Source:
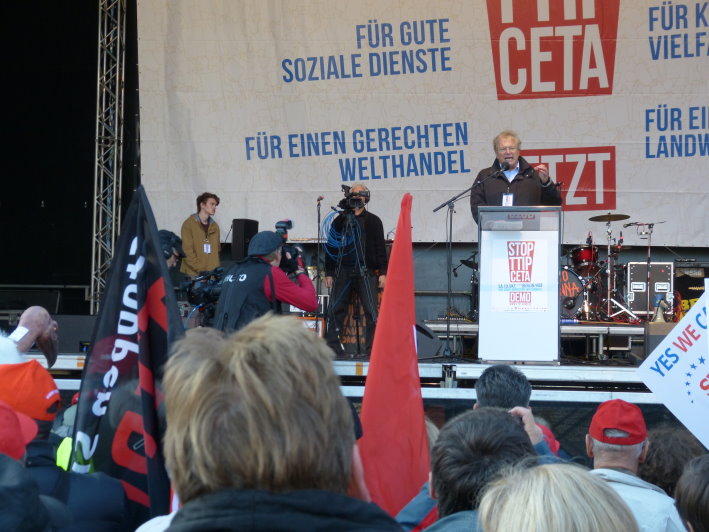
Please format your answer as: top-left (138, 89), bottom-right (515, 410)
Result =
top-left (470, 130), bottom-right (562, 223)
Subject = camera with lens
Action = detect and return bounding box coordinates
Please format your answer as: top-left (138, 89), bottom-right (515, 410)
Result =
top-left (180, 267), bottom-right (225, 306)
top-left (337, 184), bottom-right (368, 211)
top-left (179, 267), bottom-right (225, 326)
top-left (275, 220), bottom-right (302, 274)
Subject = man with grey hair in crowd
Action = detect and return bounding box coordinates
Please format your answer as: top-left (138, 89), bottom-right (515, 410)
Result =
top-left (586, 399), bottom-right (684, 532)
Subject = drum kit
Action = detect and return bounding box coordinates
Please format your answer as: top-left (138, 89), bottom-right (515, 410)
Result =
top-left (561, 212), bottom-right (646, 322)
top-left (559, 212), bottom-right (664, 322)
top-left (458, 212), bottom-right (662, 324)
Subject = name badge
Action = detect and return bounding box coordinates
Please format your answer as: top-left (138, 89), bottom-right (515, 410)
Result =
top-left (502, 193), bottom-right (514, 206)
top-left (204, 243), bottom-right (212, 254)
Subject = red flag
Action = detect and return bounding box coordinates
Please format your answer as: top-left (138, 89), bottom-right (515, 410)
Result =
top-left (359, 193), bottom-right (429, 516)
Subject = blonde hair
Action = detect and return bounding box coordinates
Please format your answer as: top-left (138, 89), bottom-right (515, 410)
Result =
top-left (478, 463), bottom-right (639, 532)
top-left (164, 315), bottom-right (353, 503)
top-left (493, 130), bottom-right (521, 152)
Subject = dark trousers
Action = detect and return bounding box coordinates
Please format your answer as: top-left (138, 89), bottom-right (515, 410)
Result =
top-left (326, 270), bottom-right (379, 354)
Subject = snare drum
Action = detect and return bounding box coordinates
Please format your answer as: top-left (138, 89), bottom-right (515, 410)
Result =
top-left (570, 245), bottom-right (599, 276)
top-left (559, 267), bottom-right (584, 319)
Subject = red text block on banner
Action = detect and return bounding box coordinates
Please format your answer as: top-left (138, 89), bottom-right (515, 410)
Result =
top-left (523, 146), bottom-right (617, 212)
top-left (486, 0), bottom-right (620, 100)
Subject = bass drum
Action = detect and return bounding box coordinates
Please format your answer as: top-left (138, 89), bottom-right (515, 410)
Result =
top-left (559, 267), bottom-right (584, 319)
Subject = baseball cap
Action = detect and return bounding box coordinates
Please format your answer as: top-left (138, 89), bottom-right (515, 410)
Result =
top-left (589, 399), bottom-right (647, 445)
top-left (0, 360), bottom-right (60, 422)
top-left (248, 231), bottom-right (283, 256)
top-left (0, 400), bottom-right (38, 460)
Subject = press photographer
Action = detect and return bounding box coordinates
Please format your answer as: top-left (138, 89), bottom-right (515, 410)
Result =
top-left (325, 183), bottom-right (387, 357)
top-left (213, 229), bottom-right (318, 333)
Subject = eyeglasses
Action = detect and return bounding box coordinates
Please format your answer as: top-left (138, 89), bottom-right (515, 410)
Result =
top-left (497, 146), bottom-right (519, 153)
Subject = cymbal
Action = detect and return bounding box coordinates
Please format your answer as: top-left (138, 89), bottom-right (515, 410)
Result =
top-left (588, 213), bottom-right (630, 222)
top-left (460, 259), bottom-right (478, 269)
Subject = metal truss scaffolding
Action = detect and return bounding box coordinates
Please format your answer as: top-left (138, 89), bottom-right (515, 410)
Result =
top-left (90, 0), bottom-right (126, 314)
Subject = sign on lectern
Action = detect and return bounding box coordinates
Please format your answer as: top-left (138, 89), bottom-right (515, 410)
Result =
top-left (477, 207), bottom-right (561, 363)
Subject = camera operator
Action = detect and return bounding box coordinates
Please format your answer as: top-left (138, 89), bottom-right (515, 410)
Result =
top-left (213, 231), bottom-right (317, 333)
top-left (325, 184), bottom-right (387, 356)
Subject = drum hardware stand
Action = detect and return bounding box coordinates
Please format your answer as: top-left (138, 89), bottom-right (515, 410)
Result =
top-left (433, 187), bottom-right (474, 358)
top-left (588, 212), bottom-right (639, 322)
top-left (316, 195), bottom-right (324, 297)
top-left (456, 255), bottom-right (479, 322)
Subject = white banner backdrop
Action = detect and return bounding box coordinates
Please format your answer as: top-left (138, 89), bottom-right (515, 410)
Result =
top-left (137, 0), bottom-right (708, 245)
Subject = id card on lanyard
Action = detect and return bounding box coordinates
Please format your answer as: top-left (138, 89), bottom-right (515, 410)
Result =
top-left (502, 193), bottom-right (514, 207)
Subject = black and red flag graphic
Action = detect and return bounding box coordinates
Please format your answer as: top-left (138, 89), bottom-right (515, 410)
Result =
top-left (71, 186), bottom-right (184, 527)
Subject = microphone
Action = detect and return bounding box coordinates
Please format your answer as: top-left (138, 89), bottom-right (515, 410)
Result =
top-left (474, 162), bottom-right (509, 187)
top-left (623, 222), bottom-right (637, 228)
top-left (316, 195), bottom-right (324, 202)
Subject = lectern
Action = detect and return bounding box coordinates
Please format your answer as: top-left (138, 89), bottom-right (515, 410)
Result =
top-left (477, 206), bottom-right (561, 363)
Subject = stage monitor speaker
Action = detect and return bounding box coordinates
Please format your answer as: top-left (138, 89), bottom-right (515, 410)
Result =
top-left (232, 219), bottom-right (259, 261)
top-left (626, 262), bottom-right (674, 315)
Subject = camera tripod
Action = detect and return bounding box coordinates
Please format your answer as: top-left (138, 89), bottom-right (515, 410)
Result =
top-left (325, 208), bottom-right (379, 358)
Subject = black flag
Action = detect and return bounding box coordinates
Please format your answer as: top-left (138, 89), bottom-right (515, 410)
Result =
top-left (72, 186), bottom-right (184, 527)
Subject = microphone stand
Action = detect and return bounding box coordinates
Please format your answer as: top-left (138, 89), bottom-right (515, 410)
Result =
top-left (433, 186), bottom-right (473, 357)
top-left (624, 221), bottom-right (665, 319)
top-left (316, 197), bottom-right (323, 297)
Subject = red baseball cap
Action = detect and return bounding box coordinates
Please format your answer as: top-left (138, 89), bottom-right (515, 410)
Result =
top-left (0, 400), bottom-right (38, 460)
top-left (589, 399), bottom-right (647, 445)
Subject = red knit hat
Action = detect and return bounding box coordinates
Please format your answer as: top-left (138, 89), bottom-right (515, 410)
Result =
top-left (0, 400), bottom-right (38, 460)
top-left (589, 399), bottom-right (647, 445)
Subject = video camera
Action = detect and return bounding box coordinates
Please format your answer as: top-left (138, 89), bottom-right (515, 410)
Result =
top-left (338, 184), bottom-right (369, 211)
top-left (181, 267), bottom-right (225, 307)
top-left (275, 220), bottom-right (302, 274)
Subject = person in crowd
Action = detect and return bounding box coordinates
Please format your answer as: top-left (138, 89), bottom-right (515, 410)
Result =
top-left (180, 192), bottom-right (221, 276)
top-left (426, 408), bottom-right (538, 531)
top-left (1, 306), bottom-right (127, 531)
top-left (213, 231), bottom-right (317, 332)
top-left (325, 183), bottom-right (387, 356)
top-left (396, 405), bottom-right (552, 531)
top-left (638, 423), bottom-right (706, 497)
top-left (478, 462), bottom-right (639, 532)
top-left (1, 455), bottom-right (73, 531)
top-left (673, 454), bottom-right (709, 532)
top-left (161, 315), bottom-right (401, 531)
top-left (586, 399), bottom-right (685, 532)
top-left (474, 363), bottom-right (561, 455)
top-left (25, 420), bottom-right (127, 531)
top-left (469, 130), bottom-right (561, 223)
top-left (1, 402), bottom-right (73, 532)
top-left (158, 230), bottom-right (186, 269)
top-left (0, 306), bottom-right (61, 435)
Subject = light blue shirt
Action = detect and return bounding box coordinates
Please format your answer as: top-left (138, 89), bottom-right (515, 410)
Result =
top-left (503, 163), bottom-right (520, 182)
